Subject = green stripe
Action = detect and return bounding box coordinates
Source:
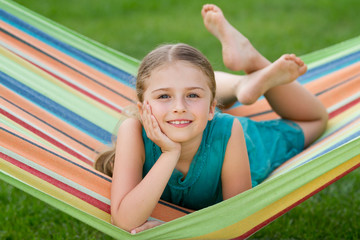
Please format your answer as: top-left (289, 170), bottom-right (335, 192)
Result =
top-left (302, 36), bottom-right (360, 68)
top-left (0, 169), bottom-right (129, 239)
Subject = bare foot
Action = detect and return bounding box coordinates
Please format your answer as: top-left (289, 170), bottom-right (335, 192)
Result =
top-left (235, 54), bottom-right (307, 105)
top-left (201, 4), bottom-right (269, 73)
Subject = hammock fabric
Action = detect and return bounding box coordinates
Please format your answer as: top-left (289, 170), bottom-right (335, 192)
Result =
top-left (0, 1), bottom-right (359, 239)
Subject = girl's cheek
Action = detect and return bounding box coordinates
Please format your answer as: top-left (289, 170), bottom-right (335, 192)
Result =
top-left (147, 102), bottom-right (161, 116)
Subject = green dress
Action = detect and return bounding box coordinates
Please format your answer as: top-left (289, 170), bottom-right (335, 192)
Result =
top-left (142, 113), bottom-right (304, 210)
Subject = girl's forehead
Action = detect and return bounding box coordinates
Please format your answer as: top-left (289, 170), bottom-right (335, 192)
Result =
top-left (145, 61), bottom-right (210, 89)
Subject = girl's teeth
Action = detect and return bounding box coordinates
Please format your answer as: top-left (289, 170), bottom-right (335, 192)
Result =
top-left (170, 121), bottom-right (190, 124)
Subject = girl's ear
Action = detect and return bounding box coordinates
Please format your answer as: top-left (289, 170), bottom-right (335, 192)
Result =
top-left (208, 99), bottom-right (217, 120)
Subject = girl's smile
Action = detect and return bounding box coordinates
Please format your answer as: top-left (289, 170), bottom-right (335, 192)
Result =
top-left (142, 61), bottom-right (216, 144)
top-left (167, 119), bottom-right (192, 128)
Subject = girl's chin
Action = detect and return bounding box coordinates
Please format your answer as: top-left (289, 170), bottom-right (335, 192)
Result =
top-left (165, 133), bottom-right (191, 143)
top-left (165, 132), bottom-right (203, 144)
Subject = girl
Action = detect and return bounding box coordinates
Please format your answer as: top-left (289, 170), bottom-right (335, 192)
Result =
top-left (95, 4), bottom-right (328, 234)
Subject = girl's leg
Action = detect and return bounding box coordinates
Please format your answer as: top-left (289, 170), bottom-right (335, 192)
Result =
top-left (202, 4), bottom-right (269, 73)
top-left (201, 4), bottom-right (271, 107)
top-left (264, 76), bottom-right (328, 147)
top-left (215, 54), bottom-right (328, 147)
top-left (215, 54), bottom-right (306, 106)
top-left (202, 4), bottom-right (328, 146)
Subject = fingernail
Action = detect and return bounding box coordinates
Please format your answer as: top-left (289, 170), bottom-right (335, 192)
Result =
top-left (131, 230), bottom-right (136, 235)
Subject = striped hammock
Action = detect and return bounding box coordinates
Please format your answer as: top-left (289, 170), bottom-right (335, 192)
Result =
top-left (1, 1), bottom-right (359, 239)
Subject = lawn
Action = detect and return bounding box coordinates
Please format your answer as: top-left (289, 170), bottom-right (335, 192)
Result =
top-left (2, 0), bottom-right (360, 239)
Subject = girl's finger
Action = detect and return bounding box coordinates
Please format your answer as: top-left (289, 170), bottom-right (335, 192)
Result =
top-left (142, 102), bottom-right (157, 138)
top-left (142, 103), bottom-right (151, 125)
top-left (131, 220), bottom-right (164, 234)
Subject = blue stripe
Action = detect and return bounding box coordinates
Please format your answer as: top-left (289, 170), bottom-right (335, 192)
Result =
top-left (0, 71), bottom-right (113, 144)
top-left (292, 129), bottom-right (360, 170)
top-left (298, 50), bottom-right (360, 84)
top-left (315, 113), bottom-right (360, 144)
top-left (0, 9), bottom-right (136, 88)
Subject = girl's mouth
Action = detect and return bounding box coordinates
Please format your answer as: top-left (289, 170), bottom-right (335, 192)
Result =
top-left (167, 120), bottom-right (192, 127)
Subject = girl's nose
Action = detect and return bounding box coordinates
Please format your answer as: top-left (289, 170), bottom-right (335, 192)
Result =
top-left (173, 98), bottom-right (187, 113)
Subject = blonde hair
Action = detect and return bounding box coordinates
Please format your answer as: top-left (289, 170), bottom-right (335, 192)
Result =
top-left (137, 43), bottom-right (216, 102)
top-left (93, 147), bottom-right (115, 177)
top-left (94, 43), bottom-right (216, 177)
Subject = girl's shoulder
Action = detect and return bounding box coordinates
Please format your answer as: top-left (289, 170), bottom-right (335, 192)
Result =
top-left (118, 117), bottom-right (142, 132)
top-left (116, 117), bottom-right (145, 163)
top-left (205, 112), bottom-right (236, 143)
top-left (209, 113), bottom-right (236, 132)
top-left (212, 112), bottom-right (236, 122)
top-left (117, 117), bottom-right (144, 142)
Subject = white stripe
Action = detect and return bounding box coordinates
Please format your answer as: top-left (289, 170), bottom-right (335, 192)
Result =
top-left (327, 92), bottom-right (360, 114)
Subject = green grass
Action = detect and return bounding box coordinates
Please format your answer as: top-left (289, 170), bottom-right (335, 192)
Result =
top-left (2, 0), bottom-right (360, 239)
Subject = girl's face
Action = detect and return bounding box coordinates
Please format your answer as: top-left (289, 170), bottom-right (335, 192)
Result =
top-left (142, 61), bottom-right (216, 144)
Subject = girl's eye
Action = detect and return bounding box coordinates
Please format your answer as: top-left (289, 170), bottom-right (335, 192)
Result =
top-left (188, 93), bottom-right (199, 98)
top-left (158, 94), bottom-right (170, 99)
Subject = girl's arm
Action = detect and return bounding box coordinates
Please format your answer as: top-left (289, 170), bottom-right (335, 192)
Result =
top-left (111, 103), bottom-right (181, 232)
top-left (221, 118), bottom-right (252, 200)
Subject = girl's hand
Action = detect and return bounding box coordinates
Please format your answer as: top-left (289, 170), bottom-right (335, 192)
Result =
top-left (138, 101), bottom-right (181, 153)
top-left (130, 220), bottom-right (164, 234)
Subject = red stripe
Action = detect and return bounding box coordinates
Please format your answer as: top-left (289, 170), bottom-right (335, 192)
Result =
top-left (0, 108), bottom-right (92, 165)
top-left (235, 161), bottom-right (360, 240)
top-left (329, 97), bottom-right (360, 119)
top-left (0, 151), bottom-right (110, 214)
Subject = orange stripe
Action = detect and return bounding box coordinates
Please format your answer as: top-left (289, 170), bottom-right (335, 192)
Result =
top-left (152, 201), bottom-right (191, 222)
top-left (317, 74), bottom-right (360, 107)
top-left (305, 62), bottom-right (360, 93)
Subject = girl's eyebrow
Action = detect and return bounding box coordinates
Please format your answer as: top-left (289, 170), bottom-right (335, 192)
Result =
top-left (151, 87), bottom-right (205, 93)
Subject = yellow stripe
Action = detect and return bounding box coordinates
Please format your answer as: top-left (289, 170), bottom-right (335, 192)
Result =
top-left (270, 119), bottom-right (359, 176)
top-left (326, 103), bottom-right (360, 132)
top-left (192, 155), bottom-right (360, 239)
top-left (0, 157), bottom-right (111, 222)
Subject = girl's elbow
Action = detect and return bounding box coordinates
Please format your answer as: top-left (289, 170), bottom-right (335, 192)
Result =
top-left (111, 205), bottom-right (132, 232)
top-left (111, 213), bottom-right (137, 233)
top-left (111, 206), bottom-right (147, 233)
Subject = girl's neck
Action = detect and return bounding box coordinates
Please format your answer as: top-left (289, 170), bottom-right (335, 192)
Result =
top-left (179, 133), bottom-right (203, 162)
top-left (175, 133), bottom-right (203, 177)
